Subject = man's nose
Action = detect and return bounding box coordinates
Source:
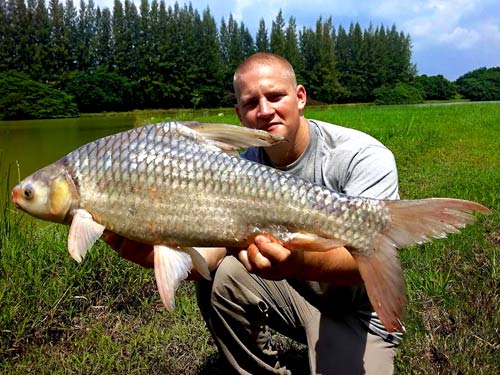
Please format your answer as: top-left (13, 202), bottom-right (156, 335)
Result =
top-left (257, 98), bottom-right (274, 117)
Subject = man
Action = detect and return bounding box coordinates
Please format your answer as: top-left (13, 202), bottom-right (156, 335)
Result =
top-left (104, 52), bottom-right (402, 374)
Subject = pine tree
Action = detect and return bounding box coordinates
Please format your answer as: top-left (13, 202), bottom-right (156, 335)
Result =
top-left (95, 6), bottom-right (112, 69)
top-left (47, 0), bottom-right (66, 79)
top-left (112, 0), bottom-right (126, 75)
top-left (123, 0), bottom-right (140, 79)
top-left (196, 7), bottom-right (223, 107)
top-left (32, 0), bottom-right (50, 78)
top-left (284, 16), bottom-right (302, 82)
top-left (63, 0), bottom-right (78, 72)
top-left (0, 0), bottom-right (10, 70)
top-left (76, 0), bottom-right (96, 70)
top-left (255, 18), bottom-right (269, 52)
top-left (240, 22), bottom-right (255, 58)
top-left (9, 0), bottom-right (30, 72)
top-left (300, 17), bottom-right (343, 103)
top-left (270, 9), bottom-right (285, 56)
top-left (347, 22), bottom-right (365, 101)
top-left (335, 24), bottom-right (350, 88)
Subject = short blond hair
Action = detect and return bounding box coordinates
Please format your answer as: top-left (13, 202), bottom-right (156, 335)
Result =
top-left (233, 53), bottom-right (297, 95)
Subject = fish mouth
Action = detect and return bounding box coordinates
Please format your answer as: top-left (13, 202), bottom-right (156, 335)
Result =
top-left (11, 186), bottom-right (23, 210)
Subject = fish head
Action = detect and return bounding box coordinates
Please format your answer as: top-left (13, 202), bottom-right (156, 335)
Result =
top-left (12, 161), bottom-right (78, 224)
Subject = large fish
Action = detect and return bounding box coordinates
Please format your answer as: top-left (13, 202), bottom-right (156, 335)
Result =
top-left (11, 121), bottom-right (490, 333)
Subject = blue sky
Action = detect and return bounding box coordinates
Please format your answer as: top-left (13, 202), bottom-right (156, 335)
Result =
top-left (94, 0), bottom-right (500, 81)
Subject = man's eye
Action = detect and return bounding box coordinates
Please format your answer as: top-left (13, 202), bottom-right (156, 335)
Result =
top-left (268, 94), bottom-right (284, 102)
top-left (243, 100), bottom-right (258, 108)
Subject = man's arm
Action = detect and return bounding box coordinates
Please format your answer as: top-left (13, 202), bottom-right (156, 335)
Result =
top-left (101, 231), bottom-right (226, 280)
top-left (233, 235), bottom-right (362, 285)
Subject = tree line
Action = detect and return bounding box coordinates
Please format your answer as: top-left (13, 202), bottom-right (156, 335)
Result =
top-left (1, 0), bottom-right (497, 119)
top-left (0, 0), bottom-right (415, 112)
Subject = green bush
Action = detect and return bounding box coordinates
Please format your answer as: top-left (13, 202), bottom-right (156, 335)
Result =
top-left (417, 74), bottom-right (457, 100)
top-left (61, 69), bottom-right (134, 113)
top-left (373, 82), bottom-right (424, 105)
top-left (455, 67), bottom-right (500, 101)
top-left (0, 71), bottom-right (79, 120)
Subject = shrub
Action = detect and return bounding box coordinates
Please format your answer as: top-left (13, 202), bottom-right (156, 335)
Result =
top-left (61, 69), bottom-right (134, 113)
top-left (455, 67), bottom-right (500, 101)
top-left (0, 71), bottom-right (78, 120)
top-left (418, 74), bottom-right (457, 100)
top-left (373, 82), bottom-right (424, 105)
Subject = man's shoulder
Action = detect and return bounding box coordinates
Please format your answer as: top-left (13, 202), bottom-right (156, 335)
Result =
top-left (310, 119), bottom-right (388, 151)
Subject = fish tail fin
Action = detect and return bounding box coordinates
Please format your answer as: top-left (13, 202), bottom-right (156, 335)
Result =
top-left (382, 198), bottom-right (490, 247)
top-left (357, 198), bottom-right (490, 333)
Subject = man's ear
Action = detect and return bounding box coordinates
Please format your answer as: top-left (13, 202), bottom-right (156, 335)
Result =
top-left (297, 85), bottom-right (307, 110)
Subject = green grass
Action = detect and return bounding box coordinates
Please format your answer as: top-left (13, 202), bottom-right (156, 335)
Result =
top-left (1, 102), bottom-right (499, 373)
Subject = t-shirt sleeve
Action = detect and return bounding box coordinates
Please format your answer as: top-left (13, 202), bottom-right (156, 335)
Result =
top-left (341, 145), bottom-right (400, 200)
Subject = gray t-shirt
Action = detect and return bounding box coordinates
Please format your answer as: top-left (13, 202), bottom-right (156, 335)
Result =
top-left (241, 119), bottom-right (402, 344)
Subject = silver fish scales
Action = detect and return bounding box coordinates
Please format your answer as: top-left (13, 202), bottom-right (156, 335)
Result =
top-left (12, 121), bottom-right (490, 333)
top-left (65, 122), bottom-right (387, 250)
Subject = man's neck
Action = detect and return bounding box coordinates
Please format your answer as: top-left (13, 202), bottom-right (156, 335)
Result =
top-left (265, 118), bottom-right (310, 167)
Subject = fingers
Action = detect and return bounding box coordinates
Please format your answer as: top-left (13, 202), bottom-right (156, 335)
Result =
top-left (234, 236), bottom-right (292, 280)
top-left (254, 236), bottom-right (291, 263)
top-left (247, 242), bottom-right (272, 269)
top-left (237, 249), bottom-right (252, 272)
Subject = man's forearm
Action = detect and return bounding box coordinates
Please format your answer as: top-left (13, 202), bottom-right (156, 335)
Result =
top-left (298, 247), bottom-right (363, 285)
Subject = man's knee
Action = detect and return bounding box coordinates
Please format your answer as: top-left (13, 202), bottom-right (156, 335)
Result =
top-left (211, 256), bottom-right (253, 304)
top-left (197, 256), bottom-right (251, 312)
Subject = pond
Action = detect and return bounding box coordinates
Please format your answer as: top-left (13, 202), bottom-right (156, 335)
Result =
top-left (0, 116), bottom-right (138, 192)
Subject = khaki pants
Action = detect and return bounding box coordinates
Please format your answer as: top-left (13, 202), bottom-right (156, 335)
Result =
top-left (196, 256), bottom-right (398, 375)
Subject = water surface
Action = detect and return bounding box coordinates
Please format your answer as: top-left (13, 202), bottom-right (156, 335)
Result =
top-left (0, 116), bottom-right (136, 191)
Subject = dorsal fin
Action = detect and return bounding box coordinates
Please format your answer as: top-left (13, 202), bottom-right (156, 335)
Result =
top-left (178, 122), bottom-right (284, 152)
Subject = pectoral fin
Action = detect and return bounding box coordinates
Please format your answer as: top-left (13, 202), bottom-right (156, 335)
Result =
top-left (68, 209), bottom-right (106, 263)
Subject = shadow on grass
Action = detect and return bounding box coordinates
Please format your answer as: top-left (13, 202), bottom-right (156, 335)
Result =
top-left (196, 334), bottom-right (310, 375)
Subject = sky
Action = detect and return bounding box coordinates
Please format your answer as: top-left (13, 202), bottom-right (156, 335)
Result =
top-left (93, 0), bottom-right (500, 81)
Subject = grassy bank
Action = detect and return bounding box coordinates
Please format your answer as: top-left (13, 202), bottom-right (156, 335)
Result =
top-left (1, 102), bottom-right (499, 373)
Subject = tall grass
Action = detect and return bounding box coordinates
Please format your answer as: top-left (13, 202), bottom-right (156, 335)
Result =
top-left (1, 102), bottom-right (499, 373)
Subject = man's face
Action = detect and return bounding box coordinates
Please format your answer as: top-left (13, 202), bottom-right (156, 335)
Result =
top-left (235, 64), bottom-right (306, 142)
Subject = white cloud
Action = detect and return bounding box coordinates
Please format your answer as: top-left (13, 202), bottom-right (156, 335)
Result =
top-left (480, 23), bottom-right (500, 48)
top-left (440, 27), bottom-right (481, 49)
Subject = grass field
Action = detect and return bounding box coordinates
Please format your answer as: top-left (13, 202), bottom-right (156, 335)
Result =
top-left (1, 102), bottom-right (499, 374)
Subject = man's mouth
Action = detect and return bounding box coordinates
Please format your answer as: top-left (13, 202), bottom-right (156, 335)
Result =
top-left (261, 122), bottom-right (281, 131)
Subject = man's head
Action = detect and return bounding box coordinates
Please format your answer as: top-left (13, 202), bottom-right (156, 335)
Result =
top-left (233, 53), bottom-right (307, 144)
top-left (233, 53), bottom-right (298, 96)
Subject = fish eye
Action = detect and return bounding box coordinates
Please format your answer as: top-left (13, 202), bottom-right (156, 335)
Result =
top-left (23, 184), bottom-right (34, 200)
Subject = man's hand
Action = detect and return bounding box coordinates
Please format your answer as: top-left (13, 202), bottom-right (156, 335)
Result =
top-left (101, 230), bottom-right (155, 268)
top-left (231, 235), bottom-right (304, 280)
